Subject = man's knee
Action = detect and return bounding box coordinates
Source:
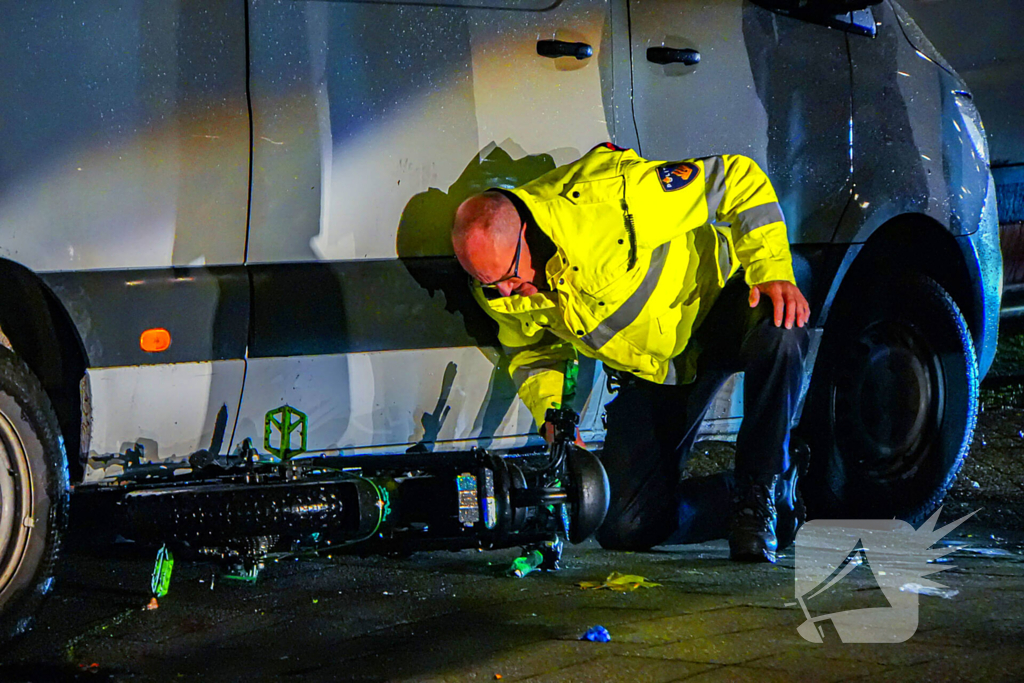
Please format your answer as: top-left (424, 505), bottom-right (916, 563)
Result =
top-left (776, 326), bottom-right (809, 360)
top-left (746, 320), bottom-right (808, 364)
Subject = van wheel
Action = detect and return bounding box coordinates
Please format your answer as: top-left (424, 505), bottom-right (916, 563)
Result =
top-left (800, 275), bottom-right (978, 525)
top-left (0, 348), bottom-right (69, 639)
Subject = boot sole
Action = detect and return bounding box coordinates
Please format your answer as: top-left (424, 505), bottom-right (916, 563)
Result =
top-left (729, 540), bottom-right (777, 563)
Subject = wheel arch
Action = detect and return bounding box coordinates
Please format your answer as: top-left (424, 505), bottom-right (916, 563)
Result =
top-left (825, 213), bottom-right (980, 357)
top-left (0, 259), bottom-right (88, 484)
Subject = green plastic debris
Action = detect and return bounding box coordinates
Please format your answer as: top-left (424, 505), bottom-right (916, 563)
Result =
top-left (151, 545), bottom-right (174, 598)
top-left (223, 566), bottom-right (261, 582)
top-left (509, 549), bottom-right (544, 578)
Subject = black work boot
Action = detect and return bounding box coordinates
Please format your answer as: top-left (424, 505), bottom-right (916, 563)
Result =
top-left (729, 475), bottom-right (778, 563)
top-left (775, 440), bottom-right (809, 552)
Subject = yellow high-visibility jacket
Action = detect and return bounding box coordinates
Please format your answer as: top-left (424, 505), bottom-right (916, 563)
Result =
top-left (471, 145), bottom-right (796, 428)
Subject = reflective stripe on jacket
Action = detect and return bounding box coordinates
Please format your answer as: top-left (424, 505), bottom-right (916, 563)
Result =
top-left (472, 145), bottom-right (796, 428)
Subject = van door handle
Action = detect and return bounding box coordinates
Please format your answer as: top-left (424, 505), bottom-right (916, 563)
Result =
top-left (537, 40), bottom-right (593, 60)
top-left (647, 47), bottom-right (701, 66)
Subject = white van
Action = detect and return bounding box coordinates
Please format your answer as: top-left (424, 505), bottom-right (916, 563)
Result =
top-left (0, 0), bottom-right (1001, 635)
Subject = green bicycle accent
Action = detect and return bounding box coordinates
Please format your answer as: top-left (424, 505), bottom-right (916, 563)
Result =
top-left (264, 405), bottom-right (308, 459)
top-left (368, 479), bottom-right (392, 528)
top-left (552, 358), bottom-right (580, 410)
top-left (563, 358), bottom-right (579, 405)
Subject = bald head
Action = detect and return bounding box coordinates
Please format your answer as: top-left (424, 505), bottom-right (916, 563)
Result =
top-left (452, 192), bottom-right (523, 283)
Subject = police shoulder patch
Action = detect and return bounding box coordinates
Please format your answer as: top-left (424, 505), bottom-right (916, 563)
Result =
top-left (656, 161), bottom-right (700, 192)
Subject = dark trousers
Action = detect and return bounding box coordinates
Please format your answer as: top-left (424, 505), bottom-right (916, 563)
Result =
top-left (595, 276), bottom-right (809, 551)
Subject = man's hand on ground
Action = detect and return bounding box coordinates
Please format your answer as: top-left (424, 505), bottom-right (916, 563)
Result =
top-left (541, 421), bottom-right (587, 448)
top-left (749, 281), bottom-right (811, 329)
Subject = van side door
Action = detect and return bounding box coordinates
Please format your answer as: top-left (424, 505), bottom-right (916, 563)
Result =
top-left (627, 0), bottom-right (853, 245)
top-left (238, 0), bottom-right (627, 455)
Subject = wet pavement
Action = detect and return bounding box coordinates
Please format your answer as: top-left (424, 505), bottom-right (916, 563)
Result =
top-left (3, 520), bottom-right (1024, 682)
top-left (4, 333), bottom-right (1024, 682)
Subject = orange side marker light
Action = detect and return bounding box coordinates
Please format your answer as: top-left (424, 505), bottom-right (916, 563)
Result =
top-left (140, 328), bottom-right (171, 353)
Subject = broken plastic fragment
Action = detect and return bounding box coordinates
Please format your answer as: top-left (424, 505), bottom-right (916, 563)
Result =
top-left (223, 571), bottom-right (260, 582)
top-left (580, 625), bottom-right (611, 642)
top-left (957, 546), bottom-right (1017, 558)
top-left (509, 550), bottom-right (544, 578)
top-left (899, 582), bottom-right (959, 599)
top-left (578, 571), bottom-right (661, 591)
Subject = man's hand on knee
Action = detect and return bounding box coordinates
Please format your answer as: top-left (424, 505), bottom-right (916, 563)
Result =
top-left (748, 281), bottom-right (810, 329)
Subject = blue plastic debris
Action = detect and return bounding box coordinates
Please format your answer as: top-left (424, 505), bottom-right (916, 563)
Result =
top-left (580, 625), bottom-right (611, 642)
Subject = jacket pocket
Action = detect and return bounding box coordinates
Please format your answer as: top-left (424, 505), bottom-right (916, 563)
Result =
top-left (578, 258), bottom-right (645, 303)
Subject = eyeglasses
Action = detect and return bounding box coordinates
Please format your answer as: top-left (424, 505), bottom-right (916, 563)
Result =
top-left (479, 224), bottom-right (526, 290)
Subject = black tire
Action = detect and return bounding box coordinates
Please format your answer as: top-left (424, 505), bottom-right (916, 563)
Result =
top-left (0, 348), bottom-right (69, 639)
top-left (800, 275), bottom-right (978, 524)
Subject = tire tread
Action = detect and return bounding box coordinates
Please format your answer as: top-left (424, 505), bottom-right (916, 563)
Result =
top-left (0, 347), bottom-right (69, 640)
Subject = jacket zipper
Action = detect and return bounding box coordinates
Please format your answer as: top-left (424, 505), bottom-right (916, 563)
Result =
top-left (622, 201), bottom-right (638, 270)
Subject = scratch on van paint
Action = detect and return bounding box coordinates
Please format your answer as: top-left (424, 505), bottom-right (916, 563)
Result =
top-left (261, 137), bottom-right (285, 146)
top-left (193, 134), bottom-right (221, 139)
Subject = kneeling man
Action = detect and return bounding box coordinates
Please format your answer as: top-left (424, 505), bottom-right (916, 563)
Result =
top-left (452, 144), bottom-right (810, 562)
